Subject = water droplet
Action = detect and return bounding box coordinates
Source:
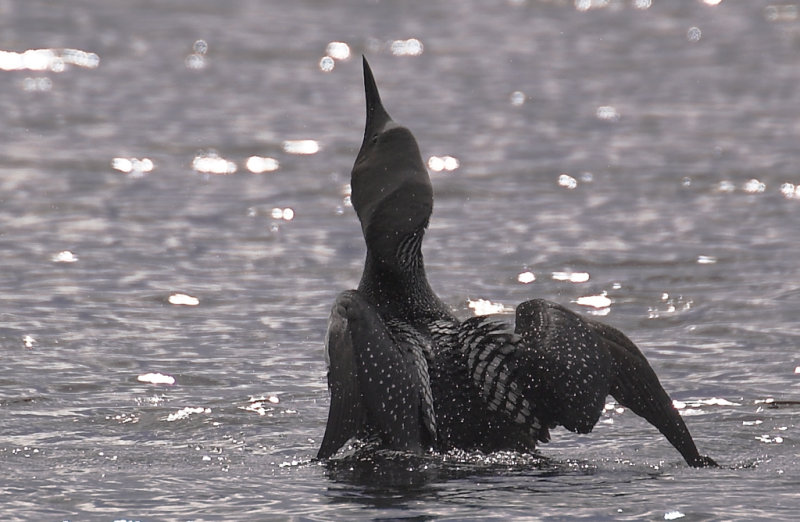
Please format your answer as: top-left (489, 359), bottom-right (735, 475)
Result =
top-left (743, 178), bottom-right (765, 193)
top-left (427, 155), bottom-right (460, 172)
top-left (467, 298), bottom-right (511, 316)
top-left (112, 157), bottom-right (154, 176)
top-left (166, 406), bottom-right (210, 422)
top-left (319, 56), bottom-right (335, 72)
top-left (168, 293), bottom-right (199, 306)
top-left (193, 40), bottom-right (208, 55)
top-left (185, 53), bottom-right (206, 70)
top-left (575, 293), bottom-right (611, 309)
top-left (282, 140), bottom-right (319, 155)
top-left (245, 156), bottom-right (279, 173)
top-left (0, 48), bottom-right (99, 72)
top-left (22, 77), bottom-right (52, 91)
top-left (558, 173), bottom-right (577, 189)
top-left (510, 91), bottom-right (526, 106)
top-left (595, 105), bottom-right (620, 121)
top-left (717, 180), bottom-right (735, 193)
top-left (517, 271), bottom-right (536, 284)
top-left (390, 38), bottom-right (424, 57)
top-left (192, 152), bottom-right (236, 174)
top-left (270, 208), bottom-right (295, 221)
top-left (52, 250), bottom-right (78, 263)
top-left (780, 182), bottom-right (800, 199)
top-left (687, 27), bottom-right (702, 42)
top-left (552, 271), bottom-right (590, 283)
top-left (326, 41), bottom-right (351, 60)
top-left (137, 373), bottom-right (176, 385)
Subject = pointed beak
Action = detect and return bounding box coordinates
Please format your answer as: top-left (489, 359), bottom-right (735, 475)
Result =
top-left (362, 56), bottom-right (392, 135)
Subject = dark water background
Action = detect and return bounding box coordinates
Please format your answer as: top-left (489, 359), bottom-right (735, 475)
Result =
top-left (2, 0), bottom-right (799, 519)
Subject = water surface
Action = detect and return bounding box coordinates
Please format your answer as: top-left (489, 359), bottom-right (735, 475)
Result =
top-left (2, 0), bottom-right (799, 519)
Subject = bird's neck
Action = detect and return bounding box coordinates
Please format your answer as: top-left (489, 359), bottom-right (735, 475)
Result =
top-left (358, 230), bottom-right (449, 324)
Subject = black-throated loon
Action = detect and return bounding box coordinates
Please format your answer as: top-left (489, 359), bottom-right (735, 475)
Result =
top-left (318, 57), bottom-right (716, 468)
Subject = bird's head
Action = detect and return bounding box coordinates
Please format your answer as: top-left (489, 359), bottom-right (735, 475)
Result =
top-left (350, 57), bottom-right (433, 254)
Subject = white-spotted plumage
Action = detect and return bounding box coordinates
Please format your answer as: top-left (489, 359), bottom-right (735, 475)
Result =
top-left (317, 57), bottom-right (716, 468)
top-left (458, 317), bottom-right (540, 435)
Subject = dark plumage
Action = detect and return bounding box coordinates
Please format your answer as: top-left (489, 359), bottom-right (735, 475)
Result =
top-left (318, 57), bottom-right (716, 468)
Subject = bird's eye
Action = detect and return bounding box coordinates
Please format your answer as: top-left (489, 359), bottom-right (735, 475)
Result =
top-left (370, 134), bottom-right (379, 144)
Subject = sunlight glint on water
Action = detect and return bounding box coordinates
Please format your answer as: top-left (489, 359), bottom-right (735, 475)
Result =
top-left (1, 0), bottom-right (799, 519)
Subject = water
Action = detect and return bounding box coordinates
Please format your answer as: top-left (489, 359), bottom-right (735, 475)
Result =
top-left (2, 0), bottom-right (799, 519)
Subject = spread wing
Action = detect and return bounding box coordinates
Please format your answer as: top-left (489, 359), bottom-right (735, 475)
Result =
top-left (514, 299), bottom-right (613, 434)
top-left (459, 299), bottom-right (610, 442)
top-left (585, 318), bottom-right (717, 468)
top-left (317, 290), bottom-right (435, 459)
top-left (460, 298), bottom-right (715, 467)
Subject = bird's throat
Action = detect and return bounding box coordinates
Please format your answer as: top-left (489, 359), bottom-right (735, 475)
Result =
top-left (358, 238), bottom-right (443, 323)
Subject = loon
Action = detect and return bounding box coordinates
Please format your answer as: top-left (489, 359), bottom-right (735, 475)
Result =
top-left (318, 57), bottom-right (716, 468)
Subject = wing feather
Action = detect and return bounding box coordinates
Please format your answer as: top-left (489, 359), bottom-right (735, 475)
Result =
top-left (317, 293), bottom-right (365, 459)
top-left (586, 318), bottom-right (717, 467)
top-left (317, 290), bottom-right (435, 459)
top-left (514, 299), bottom-right (612, 434)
